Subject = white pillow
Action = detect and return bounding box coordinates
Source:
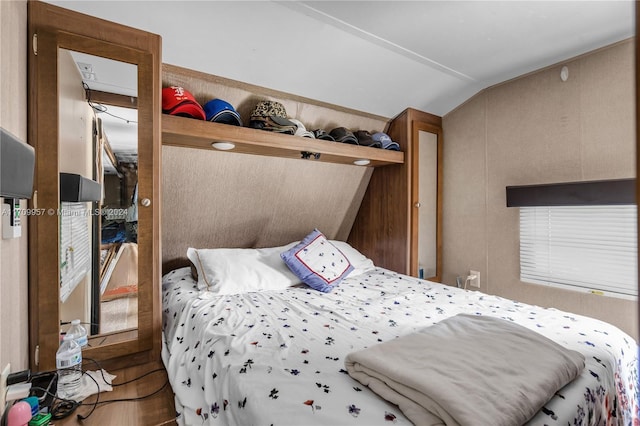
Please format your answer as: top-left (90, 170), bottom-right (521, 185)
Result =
top-left (329, 240), bottom-right (375, 276)
top-left (187, 242), bottom-right (301, 294)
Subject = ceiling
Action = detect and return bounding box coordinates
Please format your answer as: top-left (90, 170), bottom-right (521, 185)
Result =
top-left (49, 0), bottom-right (634, 119)
top-left (67, 51), bottom-right (138, 173)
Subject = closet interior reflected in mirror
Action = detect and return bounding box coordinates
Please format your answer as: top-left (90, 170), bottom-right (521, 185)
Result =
top-left (58, 48), bottom-right (139, 341)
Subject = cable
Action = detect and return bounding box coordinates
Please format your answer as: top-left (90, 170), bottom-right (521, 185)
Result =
top-left (1, 401), bottom-right (12, 426)
top-left (112, 368), bottom-right (166, 387)
top-left (33, 379), bottom-right (169, 410)
top-left (82, 82), bottom-right (138, 124)
top-left (83, 358), bottom-right (165, 387)
top-left (50, 399), bottom-right (81, 420)
top-left (48, 369), bottom-right (101, 421)
top-left (33, 359), bottom-right (169, 421)
top-left (463, 274), bottom-right (478, 290)
top-left (80, 380), bottom-right (169, 407)
top-left (31, 385), bottom-right (83, 420)
top-left (76, 372), bottom-right (100, 421)
top-left (59, 321), bottom-right (100, 327)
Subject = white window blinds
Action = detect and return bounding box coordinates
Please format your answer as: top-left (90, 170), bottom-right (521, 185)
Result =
top-left (519, 205), bottom-right (637, 298)
top-left (60, 202), bottom-right (92, 303)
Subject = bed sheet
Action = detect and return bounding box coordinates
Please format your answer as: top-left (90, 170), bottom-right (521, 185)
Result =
top-left (162, 267), bottom-right (638, 426)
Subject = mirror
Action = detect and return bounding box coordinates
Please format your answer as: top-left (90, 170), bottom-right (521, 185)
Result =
top-left (416, 129), bottom-right (438, 279)
top-left (28, 1), bottom-right (161, 372)
top-left (410, 121), bottom-right (442, 282)
top-left (57, 49), bottom-right (139, 339)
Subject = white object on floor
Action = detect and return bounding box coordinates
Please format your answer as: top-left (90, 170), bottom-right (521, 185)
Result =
top-left (75, 369), bottom-right (116, 402)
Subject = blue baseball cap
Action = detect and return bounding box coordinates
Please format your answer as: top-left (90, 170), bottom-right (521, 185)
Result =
top-left (372, 132), bottom-right (400, 151)
top-left (203, 98), bottom-right (242, 126)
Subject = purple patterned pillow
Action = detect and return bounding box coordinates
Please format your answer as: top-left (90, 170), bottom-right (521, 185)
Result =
top-left (280, 229), bottom-right (354, 292)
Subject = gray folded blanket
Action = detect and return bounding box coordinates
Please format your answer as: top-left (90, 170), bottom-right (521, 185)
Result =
top-left (345, 314), bottom-right (585, 426)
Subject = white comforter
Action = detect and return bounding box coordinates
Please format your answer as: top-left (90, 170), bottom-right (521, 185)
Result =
top-left (162, 267), bottom-right (638, 426)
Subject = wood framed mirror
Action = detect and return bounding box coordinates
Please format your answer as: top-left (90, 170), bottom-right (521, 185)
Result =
top-left (410, 122), bottom-right (443, 282)
top-left (27, 1), bottom-right (161, 371)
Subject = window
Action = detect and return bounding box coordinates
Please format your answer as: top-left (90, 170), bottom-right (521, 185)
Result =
top-left (59, 202), bottom-right (91, 303)
top-left (519, 205), bottom-right (637, 299)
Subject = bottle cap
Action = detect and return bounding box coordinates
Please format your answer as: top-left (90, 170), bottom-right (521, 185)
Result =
top-left (71, 319), bottom-right (80, 325)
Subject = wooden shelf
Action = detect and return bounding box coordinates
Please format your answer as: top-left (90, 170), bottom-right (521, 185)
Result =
top-left (161, 115), bottom-right (404, 167)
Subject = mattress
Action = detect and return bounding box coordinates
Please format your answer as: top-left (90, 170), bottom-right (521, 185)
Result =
top-left (161, 266), bottom-right (638, 426)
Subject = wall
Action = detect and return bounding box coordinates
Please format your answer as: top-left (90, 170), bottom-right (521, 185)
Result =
top-left (442, 39), bottom-right (637, 338)
top-left (0, 0), bottom-right (29, 369)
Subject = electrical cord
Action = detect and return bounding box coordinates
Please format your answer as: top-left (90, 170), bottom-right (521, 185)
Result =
top-left (111, 368), bottom-right (166, 387)
top-left (79, 380), bottom-right (169, 407)
top-left (1, 401), bottom-right (12, 426)
top-left (20, 358), bottom-right (168, 421)
top-left (58, 321), bottom-right (99, 348)
top-left (32, 366), bottom-right (169, 420)
top-left (76, 358), bottom-right (168, 420)
top-left (83, 358), bottom-right (166, 386)
top-left (463, 274), bottom-right (478, 290)
top-left (82, 82), bottom-right (138, 124)
top-left (60, 321), bottom-right (100, 327)
top-left (44, 369), bottom-right (100, 420)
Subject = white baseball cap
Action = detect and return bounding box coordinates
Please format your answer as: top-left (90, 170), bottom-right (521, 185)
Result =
top-left (290, 118), bottom-right (316, 139)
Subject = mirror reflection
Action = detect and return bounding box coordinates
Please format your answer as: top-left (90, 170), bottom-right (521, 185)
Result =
top-left (417, 130), bottom-right (438, 279)
top-left (58, 48), bottom-right (139, 340)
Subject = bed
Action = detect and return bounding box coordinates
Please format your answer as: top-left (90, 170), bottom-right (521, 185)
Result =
top-left (161, 236), bottom-right (638, 426)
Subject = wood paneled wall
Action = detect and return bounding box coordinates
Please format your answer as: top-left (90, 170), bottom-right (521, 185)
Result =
top-left (349, 108), bottom-right (442, 275)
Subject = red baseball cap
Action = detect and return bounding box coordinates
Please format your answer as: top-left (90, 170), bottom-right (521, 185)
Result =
top-left (162, 86), bottom-right (206, 120)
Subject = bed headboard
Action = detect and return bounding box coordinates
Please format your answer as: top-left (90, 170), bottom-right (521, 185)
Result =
top-left (162, 146), bottom-right (374, 273)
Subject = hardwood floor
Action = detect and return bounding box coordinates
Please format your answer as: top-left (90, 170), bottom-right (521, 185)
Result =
top-left (54, 361), bottom-right (176, 426)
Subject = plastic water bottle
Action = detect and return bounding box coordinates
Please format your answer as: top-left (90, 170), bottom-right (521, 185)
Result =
top-left (56, 334), bottom-right (82, 400)
top-left (67, 319), bottom-right (88, 348)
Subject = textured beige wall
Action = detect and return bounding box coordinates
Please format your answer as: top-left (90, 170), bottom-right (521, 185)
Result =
top-left (442, 39), bottom-right (637, 338)
top-left (162, 145), bottom-right (372, 269)
top-left (0, 0), bottom-right (29, 370)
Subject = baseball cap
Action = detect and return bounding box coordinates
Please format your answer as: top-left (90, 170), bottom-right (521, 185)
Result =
top-left (353, 130), bottom-right (382, 148)
top-left (289, 119), bottom-right (315, 138)
top-left (162, 86), bottom-right (206, 120)
top-left (203, 98), bottom-right (242, 126)
top-left (312, 129), bottom-right (335, 141)
top-left (250, 101), bottom-right (296, 124)
top-left (372, 132), bottom-right (400, 151)
top-left (330, 127), bottom-right (358, 145)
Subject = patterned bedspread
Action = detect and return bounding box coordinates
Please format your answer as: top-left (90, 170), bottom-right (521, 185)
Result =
top-left (161, 267), bottom-right (638, 426)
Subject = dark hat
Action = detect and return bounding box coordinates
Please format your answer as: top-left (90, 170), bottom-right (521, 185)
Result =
top-left (330, 127), bottom-right (358, 145)
top-left (312, 129), bottom-right (335, 141)
top-left (162, 86), bottom-right (206, 120)
top-left (372, 132), bottom-right (400, 150)
top-left (203, 98), bottom-right (242, 126)
top-left (353, 130), bottom-right (382, 148)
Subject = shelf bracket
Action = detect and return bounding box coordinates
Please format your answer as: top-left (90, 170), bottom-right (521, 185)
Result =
top-left (301, 151), bottom-right (321, 160)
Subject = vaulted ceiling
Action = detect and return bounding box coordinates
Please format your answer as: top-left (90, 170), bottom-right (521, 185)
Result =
top-left (48, 0), bottom-right (634, 118)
